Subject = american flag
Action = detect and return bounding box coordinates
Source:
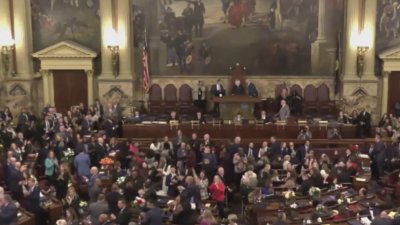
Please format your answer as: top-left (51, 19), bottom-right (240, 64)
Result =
top-left (142, 30), bottom-right (150, 93)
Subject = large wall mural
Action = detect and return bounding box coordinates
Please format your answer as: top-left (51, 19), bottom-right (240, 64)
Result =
top-left (133, 0), bottom-right (344, 76)
top-left (31, 0), bottom-right (100, 52)
top-left (375, 0), bottom-right (400, 52)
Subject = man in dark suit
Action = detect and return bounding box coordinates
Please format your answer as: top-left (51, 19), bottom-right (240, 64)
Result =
top-left (23, 177), bottom-right (48, 225)
top-left (245, 79), bottom-right (258, 97)
top-left (357, 109), bottom-right (371, 138)
top-left (245, 142), bottom-right (259, 160)
top-left (296, 140), bottom-right (311, 164)
top-left (210, 79), bottom-right (226, 113)
top-left (173, 129), bottom-right (188, 149)
top-left (80, 114), bottom-right (91, 136)
top-left (258, 110), bottom-right (273, 124)
top-left (5, 159), bottom-right (22, 200)
top-left (194, 111), bottom-right (206, 124)
top-left (232, 79), bottom-right (245, 95)
top-left (269, 136), bottom-right (281, 160)
top-left (111, 199), bottom-right (131, 225)
top-left (104, 117), bottom-right (118, 138)
top-left (88, 194), bottom-right (109, 225)
top-left (16, 108), bottom-right (29, 134)
top-left (369, 134), bottom-right (387, 180)
top-left (0, 194), bottom-right (18, 225)
top-left (131, 111), bottom-right (143, 124)
top-left (141, 198), bottom-right (163, 225)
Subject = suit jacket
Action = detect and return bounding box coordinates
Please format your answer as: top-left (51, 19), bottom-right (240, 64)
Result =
top-left (232, 84), bottom-right (245, 95)
top-left (104, 119), bottom-right (117, 138)
top-left (74, 152), bottom-right (91, 177)
top-left (370, 141), bottom-right (386, 163)
top-left (278, 105), bottom-right (290, 121)
top-left (0, 202), bottom-right (18, 225)
top-left (193, 86), bottom-right (206, 100)
top-left (115, 207), bottom-right (131, 225)
top-left (142, 207), bottom-right (163, 225)
top-left (210, 84), bottom-right (226, 97)
top-left (88, 201), bottom-right (109, 225)
top-left (357, 111), bottom-right (371, 129)
top-left (195, 115), bottom-right (206, 124)
top-left (296, 145), bottom-right (309, 163)
top-left (247, 83), bottom-right (258, 97)
top-left (80, 119), bottom-right (91, 136)
top-left (25, 186), bottom-right (40, 214)
top-left (245, 148), bottom-right (259, 160)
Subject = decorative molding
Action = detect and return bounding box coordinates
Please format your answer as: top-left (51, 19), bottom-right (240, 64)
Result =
top-left (32, 41), bottom-right (97, 59)
top-left (351, 87), bottom-right (369, 97)
top-left (9, 84), bottom-right (27, 96)
top-left (102, 85), bottom-right (129, 99)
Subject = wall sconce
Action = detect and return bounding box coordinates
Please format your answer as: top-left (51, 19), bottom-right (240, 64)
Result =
top-left (108, 45), bottom-right (119, 78)
top-left (1, 41), bottom-right (15, 76)
top-left (356, 46), bottom-right (369, 77)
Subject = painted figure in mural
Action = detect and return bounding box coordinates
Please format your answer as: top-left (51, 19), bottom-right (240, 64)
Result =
top-left (161, 32), bottom-right (178, 67)
top-left (221, 0), bottom-right (231, 23)
top-left (187, 0), bottom-right (206, 37)
top-left (228, 0), bottom-right (247, 28)
top-left (379, 1), bottom-right (398, 39)
top-left (182, 4), bottom-right (194, 39)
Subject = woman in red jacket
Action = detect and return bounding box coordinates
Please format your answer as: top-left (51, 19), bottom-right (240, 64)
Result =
top-left (209, 175), bottom-right (226, 218)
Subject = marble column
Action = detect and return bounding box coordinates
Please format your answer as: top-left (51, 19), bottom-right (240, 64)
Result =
top-left (86, 70), bottom-right (94, 105)
top-left (381, 71), bottom-right (390, 115)
top-left (0, 0), bottom-right (12, 78)
top-left (117, 0), bottom-right (134, 78)
top-left (311, 0), bottom-right (329, 74)
top-left (40, 70), bottom-right (51, 105)
top-left (316, 0), bottom-right (327, 42)
top-left (363, 0), bottom-right (377, 79)
top-left (342, 0), bottom-right (360, 80)
top-left (13, 0), bottom-right (33, 77)
top-left (100, 0), bottom-right (113, 77)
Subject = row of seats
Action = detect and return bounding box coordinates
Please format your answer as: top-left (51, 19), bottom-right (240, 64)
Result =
top-left (148, 83), bottom-right (334, 115)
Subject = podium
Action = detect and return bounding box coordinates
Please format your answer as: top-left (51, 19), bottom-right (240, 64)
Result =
top-left (213, 95), bottom-right (262, 120)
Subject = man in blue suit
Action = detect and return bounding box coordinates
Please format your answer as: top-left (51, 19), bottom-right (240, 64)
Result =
top-left (0, 194), bottom-right (18, 225)
top-left (74, 150), bottom-right (91, 178)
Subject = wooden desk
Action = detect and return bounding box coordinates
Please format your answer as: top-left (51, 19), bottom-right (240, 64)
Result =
top-left (18, 210), bottom-right (34, 225)
top-left (42, 199), bottom-right (63, 225)
top-left (212, 95), bottom-right (262, 120)
top-left (122, 123), bottom-right (372, 139)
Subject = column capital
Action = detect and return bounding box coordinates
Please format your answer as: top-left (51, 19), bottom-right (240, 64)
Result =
top-left (40, 69), bottom-right (50, 77)
top-left (383, 71), bottom-right (391, 77)
top-left (85, 69), bottom-right (94, 76)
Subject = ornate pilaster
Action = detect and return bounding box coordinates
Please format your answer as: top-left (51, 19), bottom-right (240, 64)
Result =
top-left (316, 0), bottom-right (327, 42)
top-left (13, 0), bottom-right (33, 77)
top-left (86, 70), bottom-right (94, 105)
top-left (0, 0), bottom-right (12, 79)
top-left (363, 0), bottom-right (377, 79)
top-left (117, 0), bottom-right (134, 78)
top-left (381, 71), bottom-right (390, 115)
top-left (311, 0), bottom-right (334, 75)
top-left (99, 0), bottom-right (113, 77)
top-left (342, 0), bottom-right (360, 80)
top-left (40, 69), bottom-right (52, 106)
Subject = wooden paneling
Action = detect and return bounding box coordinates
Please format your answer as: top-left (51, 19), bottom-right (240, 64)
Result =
top-left (53, 70), bottom-right (88, 115)
top-left (388, 71), bottom-right (400, 114)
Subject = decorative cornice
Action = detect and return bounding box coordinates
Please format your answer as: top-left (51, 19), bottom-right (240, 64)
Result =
top-left (32, 41), bottom-right (97, 59)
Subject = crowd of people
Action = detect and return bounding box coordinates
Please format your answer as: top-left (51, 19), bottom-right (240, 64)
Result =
top-left (0, 97), bottom-right (399, 225)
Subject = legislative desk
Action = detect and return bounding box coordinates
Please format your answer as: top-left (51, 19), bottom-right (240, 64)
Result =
top-left (212, 95), bottom-right (262, 120)
top-left (249, 188), bottom-right (387, 225)
top-left (18, 209), bottom-right (34, 225)
top-left (122, 123), bottom-right (373, 140)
